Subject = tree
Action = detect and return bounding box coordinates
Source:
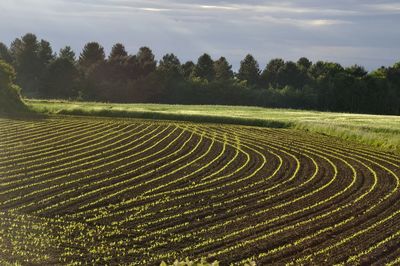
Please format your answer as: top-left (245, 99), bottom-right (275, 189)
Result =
top-left (7, 34), bottom-right (56, 96)
top-left (0, 60), bottom-right (26, 113)
top-left (295, 57), bottom-right (313, 88)
top-left (59, 46), bottom-right (76, 62)
top-left (42, 57), bottom-right (79, 99)
top-left (346, 65), bottom-right (368, 78)
top-left (109, 43), bottom-right (128, 60)
top-left (308, 61), bottom-right (345, 111)
top-left (37, 40), bottom-right (56, 92)
top-left (279, 61), bottom-right (304, 88)
top-left (2, 32), bottom-right (398, 114)
top-left (182, 61), bottom-right (195, 79)
top-left (10, 33), bottom-right (42, 95)
top-left (79, 42), bottom-right (105, 71)
top-left (386, 62), bottom-right (400, 112)
top-left (158, 53), bottom-right (182, 78)
top-left (297, 57), bottom-right (312, 70)
top-left (214, 57), bottom-right (233, 81)
top-left (238, 54), bottom-right (260, 87)
top-left (38, 40), bottom-right (55, 65)
top-left (9, 38), bottom-right (23, 58)
top-left (387, 62), bottom-right (400, 85)
top-left (309, 61), bottom-right (344, 79)
top-left (136, 46), bottom-right (157, 77)
top-left (261, 58), bottom-right (284, 88)
top-left (192, 53), bottom-right (215, 82)
top-left (0, 42), bottom-right (13, 64)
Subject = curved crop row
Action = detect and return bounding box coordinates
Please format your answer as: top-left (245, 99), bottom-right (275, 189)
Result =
top-left (0, 116), bottom-right (398, 265)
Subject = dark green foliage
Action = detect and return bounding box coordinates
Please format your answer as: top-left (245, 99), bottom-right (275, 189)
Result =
top-left (158, 53), bottom-right (182, 79)
top-left (297, 57), bottom-right (312, 70)
top-left (81, 46), bottom-right (161, 103)
top-left (1, 33), bottom-right (399, 115)
top-left (0, 60), bottom-right (26, 113)
top-left (109, 43), bottom-right (128, 60)
top-left (346, 65), bottom-right (368, 78)
top-left (8, 34), bottom-right (55, 97)
top-left (79, 42), bottom-right (105, 72)
top-left (41, 57), bottom-right (79, 99)
top-left (214, 57), bottom-right (234, 81)
top-left (237, 54), bottom-right (260, 87)
top-left (192, 53), bottom-right (215, 82)
top-left (59, 46), bottom-right (76, 62)
top-left (0, 42), bottom-right (13, 64)
top-left (38, 40), bottom-right (55, 65)
top-left (182, 61), bottom-right (195, 78)
top-left (261, 58), bottom-right (285, 88)
top-left (279, 61), bottom-right (305, 88)
top-left (10, 34), bottom-right (40, 96)
top-left (136, 47), bottom-right (157, 77)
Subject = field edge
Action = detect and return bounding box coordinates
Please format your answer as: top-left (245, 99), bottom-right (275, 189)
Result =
top-left (26, 99), bottom-right (400, 155)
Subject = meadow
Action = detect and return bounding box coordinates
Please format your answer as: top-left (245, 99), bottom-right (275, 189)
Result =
top-left (0, 114), bottom-right (399, 265)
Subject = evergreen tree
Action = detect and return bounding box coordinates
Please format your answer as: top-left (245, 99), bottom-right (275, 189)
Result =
top-left (79, 42), bottom-right (105, 71)
top-left (42, 57), bottom-right (79, 98)
top-left (261, 58), bottom-right (284, 88)
top-left (238, 54), bottom-right (260, 87)
top-left (279, 61), bottom-right (304, 88)
top-left (182, 61), bottom-right (195, 79)
top-left (38, 40), bottom-right (55, 65)
top-left (109, 43), bottom-right (128, 60)
top-left (158, 53), bottom-right (182, 78)
top-left (136, 46), bottom-right (156, 77)
top-left (59, 46), bottom-right (76, 62)
top-left (214, 57), bottom-right (233, 81)
top-left (193, 53), bottom-right (215, 82)
top-left (10, 33), bottom-right (41, 95)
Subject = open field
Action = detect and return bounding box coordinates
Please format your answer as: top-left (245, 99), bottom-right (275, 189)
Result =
top-left (27, 100), bottom-right (400, 154)
top-left (0, 115), bottom-right (399, 265)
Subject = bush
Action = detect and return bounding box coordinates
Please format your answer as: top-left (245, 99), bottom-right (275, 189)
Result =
top-left (0, 60), bottom-right (26, 113)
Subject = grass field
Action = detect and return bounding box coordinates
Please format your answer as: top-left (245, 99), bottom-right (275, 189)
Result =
top-left (0, 115), bottom-right (399, 265)
top-left (27, 99), bottom-right (400, 154)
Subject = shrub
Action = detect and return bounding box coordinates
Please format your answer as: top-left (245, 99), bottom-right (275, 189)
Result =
top-left (0, 60), bottom-right (26, 113)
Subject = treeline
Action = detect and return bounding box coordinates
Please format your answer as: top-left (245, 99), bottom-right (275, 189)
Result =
top-left (1, 33), bottom-right (399, 115)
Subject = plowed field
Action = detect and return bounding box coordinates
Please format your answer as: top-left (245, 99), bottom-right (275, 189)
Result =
top-left (0, 116), bottom-right (399, 265)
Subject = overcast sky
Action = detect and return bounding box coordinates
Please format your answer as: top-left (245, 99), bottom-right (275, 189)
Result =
top-left (1, 0), bottom-right (399, 70)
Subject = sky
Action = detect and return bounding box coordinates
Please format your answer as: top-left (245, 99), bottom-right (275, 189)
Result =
top-left (0, 0), bottom-right (399, 70)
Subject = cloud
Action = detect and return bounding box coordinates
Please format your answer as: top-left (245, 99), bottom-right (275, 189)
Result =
top-left (0, 0), bottom-right (399, 70)
top-left (199, 5), bottom-right (240, 11)
top-left (366, 3), bottom-right (400, 13)
top-left (307, 19), bottom-right (347, 26)
top-left (138, 8), bottom-right (171, 12)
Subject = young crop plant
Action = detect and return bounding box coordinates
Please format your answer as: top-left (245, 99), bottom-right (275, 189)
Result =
top-left (0, 116), bottom-right (399, 265)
